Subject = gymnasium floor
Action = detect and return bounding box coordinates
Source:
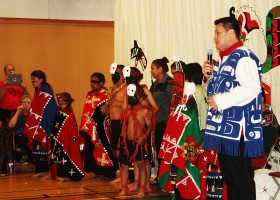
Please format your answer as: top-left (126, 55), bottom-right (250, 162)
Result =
top-left (0, 163), bottom-right (170, 200)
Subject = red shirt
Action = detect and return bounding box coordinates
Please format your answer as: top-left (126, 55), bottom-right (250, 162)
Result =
top-left (0, 80), bottom-right (25, 110)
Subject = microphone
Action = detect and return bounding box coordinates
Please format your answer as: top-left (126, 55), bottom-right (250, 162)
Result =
top-left (207, 49), bottom-right (213, 75)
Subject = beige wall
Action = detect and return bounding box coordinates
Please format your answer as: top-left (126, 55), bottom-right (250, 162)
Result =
top-left (0, 18), bottom-right (114, 123)
top-left (0, 0), bottom-right (115, 21)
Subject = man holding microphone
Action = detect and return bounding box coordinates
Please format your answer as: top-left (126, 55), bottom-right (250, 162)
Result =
top-left (202, 17), bottom-right (262, 200)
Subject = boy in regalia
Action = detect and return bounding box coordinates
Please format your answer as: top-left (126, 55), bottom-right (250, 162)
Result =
top-left (118, 84), bottom-right (153, 198)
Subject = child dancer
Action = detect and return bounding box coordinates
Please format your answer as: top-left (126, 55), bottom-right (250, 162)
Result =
top-left (118, 84), bottom-right (153, 198)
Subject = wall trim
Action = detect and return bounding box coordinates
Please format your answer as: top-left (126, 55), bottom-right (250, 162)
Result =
top-left (0, 17), bottom-right (114, 27)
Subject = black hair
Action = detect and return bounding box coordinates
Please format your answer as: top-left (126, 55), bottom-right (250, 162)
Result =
top-left (31, 70), bottom-right (53, 92)
top-left (31, 70), bottom-right (46, 83)
top-left (152, 57), bottom-right (169, 73)
top-left (183, 62), bottom-right (203, 85)
top-left (91, 72), bottom-right (105, 84)
top-left (214, 17), bottom-right (241, 40)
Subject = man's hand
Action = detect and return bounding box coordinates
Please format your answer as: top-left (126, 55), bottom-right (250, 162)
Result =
top-left (2, 79), bottom-right (8, 86)
top-left (17, 105), bottom-right (24, 112)
top-left (137, 134), bottom-right (147, 146)
top-left (207, 96), bottom-right (218, 110)
top-left (21, 81), bottom-right (26, 88)
top-left (202, 60), bottom-right (214, 79)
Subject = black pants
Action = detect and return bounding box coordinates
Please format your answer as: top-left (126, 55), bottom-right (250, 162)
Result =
top-left (15, 135), bottom-right (33, 162)
top-left (32, 141), bottom-right (49, 173)
top-left (0, 152), bottom-right (13, 174)
top-left (155, 121), bottom-right (167, 157)
top-left (218, 138), bottom-right (256, 200)
top-left (155, 121), bottom-right (167, 171)
top-left (0, 109), bottom-right (14, 127)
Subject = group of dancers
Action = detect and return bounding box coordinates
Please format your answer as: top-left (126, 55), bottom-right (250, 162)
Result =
top-left (19, 57), bottom-right (207, 199)
top-left (4, 15), bottom-right (280, 200)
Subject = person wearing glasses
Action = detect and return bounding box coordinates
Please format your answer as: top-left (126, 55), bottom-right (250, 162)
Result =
top-left (80, 72), bottom-right (118, 180)
top-left (0, 64), bottom-right (29, 127)
top-left (8, 95), bottom-right (33, 164)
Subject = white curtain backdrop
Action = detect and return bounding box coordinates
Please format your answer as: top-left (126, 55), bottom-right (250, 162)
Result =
top-left (114, 0), bottom-right (280, 119)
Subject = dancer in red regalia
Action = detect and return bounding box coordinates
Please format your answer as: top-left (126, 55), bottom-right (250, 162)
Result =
top-left (49, 92), bottom-right (84, 181)
top-left (80, 72), bottom-right (117, 180)
top-left (24, 70), bottom-right (58, 177)
top-left (122, 66), bottom-right (158, 192)
top-left (118, 83), bottom-right (153, 198)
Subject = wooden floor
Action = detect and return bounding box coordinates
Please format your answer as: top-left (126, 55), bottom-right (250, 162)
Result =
top-left (0, 164), bottom-right (170, 200)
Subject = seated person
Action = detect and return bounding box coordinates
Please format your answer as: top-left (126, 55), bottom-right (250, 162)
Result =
top-left (8, 95), bottom-right (33, 164)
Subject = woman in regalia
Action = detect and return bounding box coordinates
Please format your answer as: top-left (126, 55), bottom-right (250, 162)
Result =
top-left (80, 72), bottom-right (117, 180)
top-left (24, 70), bottom-right (58, 177)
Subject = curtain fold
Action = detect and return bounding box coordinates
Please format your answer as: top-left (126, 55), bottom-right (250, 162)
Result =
top-left (114, 0), bottom-right (280, 120)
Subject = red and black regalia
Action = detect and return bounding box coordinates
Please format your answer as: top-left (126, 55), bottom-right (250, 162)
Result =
top-left (24, 83), bottom-right (58, 173)
top-left (50, 107), bottom-right (84, 181)
top-left (80, 88), bottom-right (117, 178)
top-left (195, 150), bottom-right (228, 200)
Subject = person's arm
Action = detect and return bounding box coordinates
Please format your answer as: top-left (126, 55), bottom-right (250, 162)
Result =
top-left (166, 83), bottom-right (173, 99)
top-left (138, 109), bottom-right (153, 146)
top-left (20, 81), bottom-right (30, 95)
top-left (0, 86), bottom-right (4, 101)
top-left (213, 56), bottom-right (260, 111)
top-left (143, 87), bottom-right (159, 115)
top-left (0, 80), bottom-right (7, 101)
top-left (8, 106), bottom-right (23, 128)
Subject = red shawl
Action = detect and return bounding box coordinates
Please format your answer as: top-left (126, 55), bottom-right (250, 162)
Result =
top-left (80, 89), bottom-right (114, 167)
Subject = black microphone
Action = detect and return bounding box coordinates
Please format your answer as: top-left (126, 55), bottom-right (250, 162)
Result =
top-left (207, 49), bottom-right (213, 75)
